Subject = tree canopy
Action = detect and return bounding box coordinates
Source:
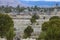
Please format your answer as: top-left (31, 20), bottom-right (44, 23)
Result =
top-left (37, 16), bottom-right (60, 40)
top-left (23, 26), bottom-right (33, 38)
top-left (49, 16), bottom-right (60, 21)
top-left (30, 14), bottom-right (39, 24)
top-left (0, 14), bottom-right (14, 40)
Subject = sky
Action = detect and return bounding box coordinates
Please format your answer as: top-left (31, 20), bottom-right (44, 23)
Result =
top-left (20, 0), bottom-right (60, 7)
top-left (0, 0), bottom-right (60, 7)
top-left (20, 0), bottom-right (60, 1)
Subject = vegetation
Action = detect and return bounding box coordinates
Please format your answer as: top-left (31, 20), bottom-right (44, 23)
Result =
top-left (4, 6), bottom-right (12, 13)
top-left (37, 16), bottom-right (60, 40)
top-left (0, 14), bottom-right (14, 40)
top-left (6, 27), bottom-right (15, 40)
top-left (49, 16), bottom-right (60, 20)
top-left (33, 6), bottom-right (40, 11)
top-left (30, 14), bottom-right (39, 24)
top-left (0, 6), bottom-right (12, 13)
top-left (16, 5), bottom-right (25, 13)
top-left (30, 17), bottom-right (36, 24)
top-left (0, 5), bottom-right (58, 14)
top-left (23, 13), bottom-right (40, 38)
top-left (23, 26), bottom-right (33, 38)
top-left (0, 5), bottom-right (25, 13)
top-left (0, 4), bottom-right (60, 14)
top-left (27, 7), bottom-right (32, 11)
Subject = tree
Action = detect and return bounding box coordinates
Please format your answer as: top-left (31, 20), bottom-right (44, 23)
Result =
top-left (33, 6), bottom-right (40, 11)
top-left (36, 32), bottom-right (46, 40)
top-left (32, 14), bottom-right (40, 19)
top-left (37, 16), bottom-right (60, 40)
top-left (30, 18), bottom-right (36, 24)
top-left (0, 14), bottom-right (14, 40)
top-left (49, 16), bottom-right (60, 21)
top-left (23, 26), bottom-right (33, 38)
top-left (0, 6), bottom-right (5, 12)
top-left (44, 20), bottom-right (60, 40)
top-left (6, 27), bottom-right (15, 40)
top-left (30, 14), bottom-right (39, 24)
top-left (4, 6), bottom-right (12, 13)
top-left (27, 7), bottom-right (32, 11)
top-left (42, 22), bottom-right (49, 31)
top-left (16, 5), bottom-right (25, 13)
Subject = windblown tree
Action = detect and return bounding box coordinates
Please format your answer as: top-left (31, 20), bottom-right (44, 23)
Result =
top-left (0, 14), bottom-right (14, 40)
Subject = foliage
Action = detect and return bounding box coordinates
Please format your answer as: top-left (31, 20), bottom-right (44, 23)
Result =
top-left (0, 5), bottom-right (26, 13)
top-left (43, 17), bottom-right (46, 19)
top-left (6, 27), bottom-right (15, 40)
top-left (33, 6), bottom-right (40, 11)
top-left (27, 7), bottom-right (32, 11)
top-left (42, 22), bottom-right (49, 31)
top-left (4, 7), bottom-right (12, 13)
top-left (16, 5), bottom-right (25, 13)
top-left (30, 14), bottom-right (39, 24)
top-left (23, 26), bottom-right (33, 38)
top-left (0, 14), bottom-right (14, 40)
top-left (37, 32), bottom-right (46, 40)
top-left (49, 16), bottom-right (60, 21)
top-left (37, 16), bottom-right (60, 40)
top-left (44, 20), bottom-right (60, 40)
top-left (30, 17), bottom-right (36, 24)
top-left (32, 14), bottom-right (40, 19)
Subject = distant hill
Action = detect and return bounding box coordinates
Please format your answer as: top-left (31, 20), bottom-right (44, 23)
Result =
top-left (0, 0), bottom-right (21, 7)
